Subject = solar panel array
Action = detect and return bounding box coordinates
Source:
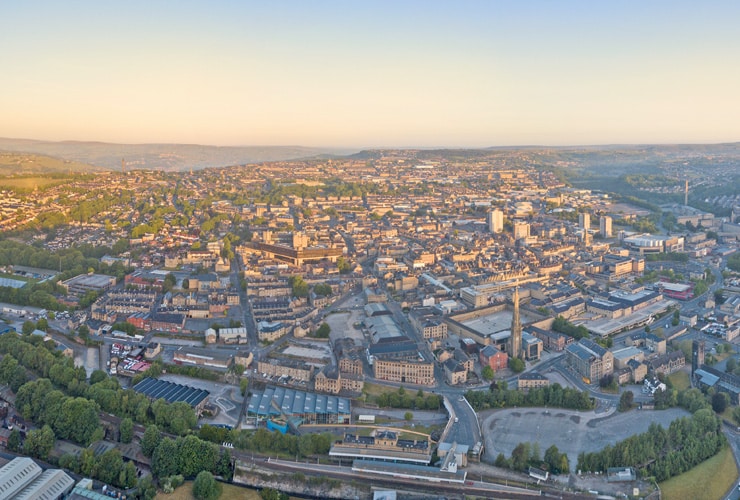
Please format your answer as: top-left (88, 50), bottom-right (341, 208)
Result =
top-left (133, 377), bottom-right (210, 407)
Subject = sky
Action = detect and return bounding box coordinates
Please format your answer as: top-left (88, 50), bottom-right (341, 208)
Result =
top-left (1, 1), bottom-right (739, 148)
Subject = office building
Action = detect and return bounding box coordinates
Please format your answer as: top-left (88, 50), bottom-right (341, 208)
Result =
top-left (600, 216), bottom-right (612, 238)
top-left (487, 209), bottom-right (503, 233)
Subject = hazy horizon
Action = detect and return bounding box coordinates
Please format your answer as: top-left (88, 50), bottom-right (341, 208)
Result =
top-left (2, 135), bottom-right (740, 152)
top-left (2, 1), bottom-right (740, 148)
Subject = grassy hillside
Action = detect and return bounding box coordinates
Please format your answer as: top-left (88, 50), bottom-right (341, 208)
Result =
top-left (0, 151), bottom-right (105, 176)
top-left (660, 445), bottom-right (738, 500)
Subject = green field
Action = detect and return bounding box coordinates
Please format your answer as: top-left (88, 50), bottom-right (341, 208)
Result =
top-left (0, 176), bottom-right (67, 189)
top-left (0, 152), bottom-right (102, 178)
top-left (156, 481), bottom-right (262, 500)
top-left (660, 446), bottom-right (738, 500)
top-left (361, 382), bottom-right (434, 400)
top-left (667, 371), bottom-right (690, 391)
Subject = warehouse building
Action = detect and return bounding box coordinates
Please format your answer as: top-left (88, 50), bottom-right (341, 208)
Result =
top-left (0, 457), bottom-right (74, 500)
top-left (60, 273), bottom-right (116, 296)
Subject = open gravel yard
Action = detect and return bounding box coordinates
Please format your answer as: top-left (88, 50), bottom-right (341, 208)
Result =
top-left (481, 406), bottom-right (690, 468)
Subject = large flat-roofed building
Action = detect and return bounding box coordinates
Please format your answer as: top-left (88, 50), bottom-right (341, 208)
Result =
top-left (612, 346), bottom-right (645, 370)
top-left (565, 338), bottom-right (614, 382)
top-left (133, 377), bottom-right (210, 414)
top-left (257, 321), bottom-right (290, 342)
top-left (373, 357), bottom-right (435, 386)
top-left (217, 327), bottom-right (248, 344)
top-left (622, 234), bottom-right (684, 255)
top-left (656, 281), bottom-right (694, 300)
top-left (445, 303), bottom-right (541, 348)
top-left (0, 457), bottom-right (74, 500)
top-left (409, 310), bottom-right (448, 339)
top-left (314, 365), bottom-right (364, 395)
top-left (258, 356), bottom-right (314, 382)
top-left (239, 241), bottom-right (343, 266)
top-left (518, 372), bottom-right (550, 390)
top-left (247, 385), bottom-right (351, 425)
top-left (60, 273), bottom-right (116, 296)
top-left (173, 347), bottom-right (233, 369)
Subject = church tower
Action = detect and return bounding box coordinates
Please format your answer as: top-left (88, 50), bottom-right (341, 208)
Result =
top-left (509, 287), bottom-right (522, 359)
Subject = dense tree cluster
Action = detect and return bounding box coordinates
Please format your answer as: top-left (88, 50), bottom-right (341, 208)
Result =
top-left (336, 256), bottom-right (352, 274)
top-left (496, 442), bottom-right (569, 475)
top-left (139, 425), bottom-right (232, 481)
top-left (644, 252), bottom-right (690, 263)
top-left (577, 410), bottom-right (725, 481)
top-left (729, 253), bottom-right (740, 273)
top-left (192, 471), bottom-right (221, 500)
top-left (16, 379), bottom-right (103, 446)
top-left (59, 448), bottom-right (137, 489)
top-left (288, 275), bottom-right (309, 298)
top-left (0, 333), bottom-right (197, 435)
top-left (466, 383), bottom-right (593, 411)
top-left (231, 427), bottom-right (333, 458)
top-left (551, 316), bottom-right (589, 340)
top-left (618, 391), bottom-right (634, 412)
top-left (313, 283), bottom-right (333, 296)
top-left (313, 322), bottom-right (331, 339)
top-left (0, 355), bottom-right (29, 391)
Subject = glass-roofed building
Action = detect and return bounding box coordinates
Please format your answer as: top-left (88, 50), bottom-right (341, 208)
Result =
top-left (247, 385), bottom-right (351, 428)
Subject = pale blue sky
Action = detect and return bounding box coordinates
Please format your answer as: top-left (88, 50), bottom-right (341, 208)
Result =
top-left (1, 1), bottom-right (739, 147)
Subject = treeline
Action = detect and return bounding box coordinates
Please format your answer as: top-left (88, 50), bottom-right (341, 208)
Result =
top-left (465, 382), bottom-right (593, 411)
top-left (551, 316), bottom-right (589, 340)
top-left (231, 427), bottom-right (333, 458)
top-left (495, 442), bottom-right (569, 475)
top-left (132, 359), bottom-right (220, 385)
top-left (577, 409), bottom-right (725, 482)
top-left (645, 252), bottom-right (690, 263)
top-left (141, 424), bottom-right (331, 483)
top-left (0, 333), bottom-right (197, 436)
top-left (196, 424), bottom-right (334, 462)
top-left (375, 386), bottom-right (442, 411)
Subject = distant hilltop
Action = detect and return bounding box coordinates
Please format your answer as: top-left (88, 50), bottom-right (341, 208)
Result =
top-left (0, 137), bottom-right (355, 173)
top-left (0, 137), bottom-right (738, 175)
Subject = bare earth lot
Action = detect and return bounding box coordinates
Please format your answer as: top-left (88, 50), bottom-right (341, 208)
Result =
top-left (481, 406), bottom-right (690, 468)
